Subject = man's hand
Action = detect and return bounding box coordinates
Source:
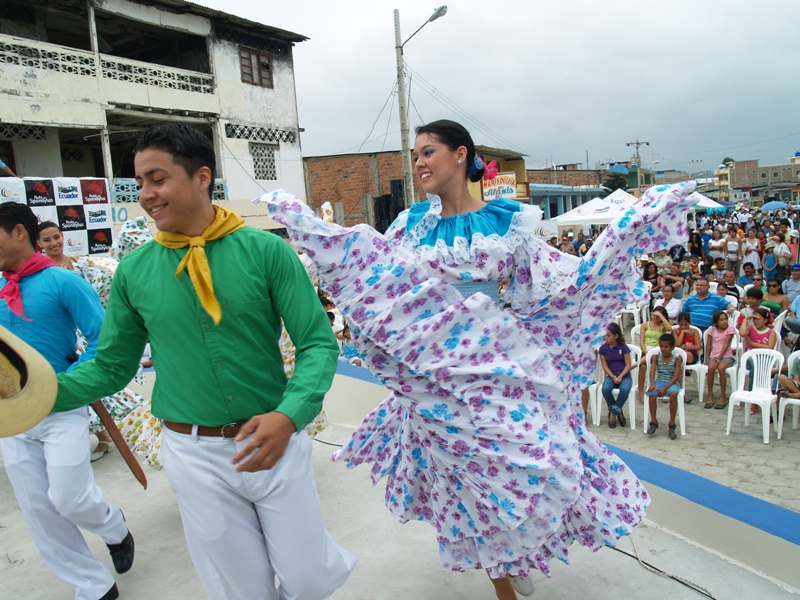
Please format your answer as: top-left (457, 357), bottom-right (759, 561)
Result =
top-left (231, 412), bottom-right (297, 473)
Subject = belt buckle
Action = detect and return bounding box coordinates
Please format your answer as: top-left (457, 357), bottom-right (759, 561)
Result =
top-left (220, 422), bottom-right (241, 439)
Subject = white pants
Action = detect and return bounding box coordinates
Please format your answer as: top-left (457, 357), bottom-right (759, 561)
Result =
top-left (161, 427), bottom-right (356, 600)
top-left (0, 407), bottom-right (128, 600)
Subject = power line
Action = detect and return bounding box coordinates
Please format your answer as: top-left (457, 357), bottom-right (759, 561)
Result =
top-left (404, 63), bottom-right (543, 162)
top-left (380, 88), bottom-right (396, 152)
top-left (356, 82), bottom-right (397, 154)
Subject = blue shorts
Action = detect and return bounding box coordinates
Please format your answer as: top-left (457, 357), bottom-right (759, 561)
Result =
top-left (647, 381), bottom-right (681, 396)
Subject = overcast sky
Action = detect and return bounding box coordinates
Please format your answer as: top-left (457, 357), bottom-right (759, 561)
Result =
top-left (198, 0), bottom-right (800, 172)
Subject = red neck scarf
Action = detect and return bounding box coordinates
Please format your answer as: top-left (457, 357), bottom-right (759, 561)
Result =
top-left (1, 253), bottom-right (58, 320)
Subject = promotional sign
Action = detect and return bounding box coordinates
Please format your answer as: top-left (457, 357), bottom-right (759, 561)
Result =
top-left (0, 177), bottom-right (113, 256)
top-left (482, 172), bottom-right (517, 201)
top-left (533, 219), bottom-right (558, 241)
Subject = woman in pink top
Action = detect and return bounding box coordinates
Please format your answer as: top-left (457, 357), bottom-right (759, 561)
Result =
top-left (739, 307), bottom-right (777, 394)
top-left (704, 310), bottom-right (736, 409)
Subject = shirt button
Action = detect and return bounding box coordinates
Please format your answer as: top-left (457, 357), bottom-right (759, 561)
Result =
top-left (204, 325), bottom-right (210, 331)
top-left (216, 362), bottom-right (221, 369)
top-left (227, 395), bottom-right (233, 401)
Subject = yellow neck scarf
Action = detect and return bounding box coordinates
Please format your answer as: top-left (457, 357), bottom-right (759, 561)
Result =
top-left (154, 206), bottom-right (245, 324)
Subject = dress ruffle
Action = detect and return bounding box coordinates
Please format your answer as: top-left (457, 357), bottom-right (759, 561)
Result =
top-left (256, 184), bottom-right (696, 578)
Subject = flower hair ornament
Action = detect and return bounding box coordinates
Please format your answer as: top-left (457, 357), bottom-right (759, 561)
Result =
top-left (470, 156), bottom-right (498, 180)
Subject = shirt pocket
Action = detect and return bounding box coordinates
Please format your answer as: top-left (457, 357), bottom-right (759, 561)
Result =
top-left (221, 298), bottom-right (279, 366)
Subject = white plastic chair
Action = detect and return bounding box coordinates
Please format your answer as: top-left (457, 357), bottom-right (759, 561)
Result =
top-left (677, 325), bottom-right (706, 406)
top-left (772, 310), bottom-right (789, 356)
top-left (589, 345), bottom-right (640, 429)
top-left (643, 347), bottom-right (687, 435)
top-left (743, 284), bottom-right (754, 293)
top-left (726, 349), bottom-right (783, 444)
top-left (777, 351), bottom-right (800, 439)
top-left (702, 328), bottom-right (740, 404)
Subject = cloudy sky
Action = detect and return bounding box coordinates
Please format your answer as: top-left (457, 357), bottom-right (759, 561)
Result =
top-left (198, 0), bottom-right (799, 173)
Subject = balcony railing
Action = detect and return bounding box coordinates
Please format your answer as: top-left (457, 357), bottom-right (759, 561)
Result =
top-left (113, 178), bottom-right (227, 203)
top-left (100, 55), bottom-right (214, 94)
top-left (0, 34), bottom-right (214, 94)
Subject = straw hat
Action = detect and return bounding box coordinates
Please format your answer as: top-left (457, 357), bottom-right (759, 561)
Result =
top-left (0, 325), bottom-right (57, 438)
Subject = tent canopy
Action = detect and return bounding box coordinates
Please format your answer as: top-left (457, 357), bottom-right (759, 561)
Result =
top-left (553, 188), bottom-right (638, 226)
top-left (687, 192), bottom-right (723, 210)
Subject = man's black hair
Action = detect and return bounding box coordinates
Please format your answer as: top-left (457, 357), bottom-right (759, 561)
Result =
top-left (0, 203), bottom-right (39, 250)
top-left (133, 124), bottom-right (216, 199)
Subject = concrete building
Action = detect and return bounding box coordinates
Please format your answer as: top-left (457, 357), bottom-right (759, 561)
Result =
top-left (527, 164), bottom-right (603, 188)
top-left (529, 184), bottom-right (604, 220)
top-left (728, 156), bottom-right (800, 203)
top-left (0, 0), bottom-right (307, 227)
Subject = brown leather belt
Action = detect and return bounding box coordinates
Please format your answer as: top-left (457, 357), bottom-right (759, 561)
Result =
top-left (163, 420), bottom-right (247, 439)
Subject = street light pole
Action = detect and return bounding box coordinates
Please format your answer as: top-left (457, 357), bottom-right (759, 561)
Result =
top-left (394, 9), bottom-right (413, 210)
top-left (394, 6), bottom-right (447, 209)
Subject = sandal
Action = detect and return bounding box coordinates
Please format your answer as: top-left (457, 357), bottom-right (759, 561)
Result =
top-left (647, 422), bottom-right (659, 435)
top-left (91, 441), bottom-right (114, 462)
top-left (704, 402), bottom-right (715, 409)
top-left (714, 403), bottom-right (727, 410)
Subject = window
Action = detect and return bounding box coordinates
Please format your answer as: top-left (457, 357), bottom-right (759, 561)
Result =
top-left (239, 47), bottom-right (273, 88)
top-left (761, 172), bottom-right (767, 178)
top-left (773, 172), bottom-right (779, 178)
top-left (250, 143), bottom-right (277, 180)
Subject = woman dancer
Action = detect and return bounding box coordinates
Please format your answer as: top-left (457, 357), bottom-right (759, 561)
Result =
top-left (259, 120), bottom-right (695, 599)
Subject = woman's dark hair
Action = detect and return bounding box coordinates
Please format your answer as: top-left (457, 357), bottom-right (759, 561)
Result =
top-left (643, 262), bottom-right (657, 277)
top-left (133, 124), bottom-right (216, 199)
top-left (606, 322), bottom-right (626, 344)
top-left (38, 220), bottom-right (60, 233)
top-left (415, 120), bottom-right (484, 183)
top-left (690, 232), bottom-right (701, 244)
top-left (712, 310), bottom-right (728, 326)
top-left (677, 311), bottom-right (691, 324)
top-left (0, 202), bottom-right (39, 250)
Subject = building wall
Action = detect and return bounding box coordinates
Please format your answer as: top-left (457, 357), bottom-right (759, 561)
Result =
top-left (527, 169), bottom-right (603, 187)
top-left (8, 130), bottom-right (63, 177)
top-left (304, 151), bottom-right (426, 226)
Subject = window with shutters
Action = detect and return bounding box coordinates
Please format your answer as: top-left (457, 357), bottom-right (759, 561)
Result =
top-left (250, 143), bottom-right (277, 180)
top-left (239, 47), bottom-right (273, 88)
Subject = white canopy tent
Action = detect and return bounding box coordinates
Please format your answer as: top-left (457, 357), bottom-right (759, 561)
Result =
top-left (687, 192), bottom-right (723, 211)
top-left (553, 188), bottom-right (638, 226)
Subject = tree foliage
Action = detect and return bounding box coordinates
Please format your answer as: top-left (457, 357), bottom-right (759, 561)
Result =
top-left (602, 172), bottom-right (629, 194)
top-left (721, 157), bottom-right (734, 165)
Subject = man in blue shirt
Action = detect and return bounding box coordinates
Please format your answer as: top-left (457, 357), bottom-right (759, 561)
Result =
top-left (737, 263), bottom-right (755, 287)
top-left (0, 203), bottom-right (132, 600)
top-left (682, 278), bottom-right (733, 331)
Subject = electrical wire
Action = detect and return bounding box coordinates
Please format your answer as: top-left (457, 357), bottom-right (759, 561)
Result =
top-left (407, 70), bottom-right (425, 125)
top-left (404, 63), bottom-right (541, 161)
top-left (356, 83), bottom-right (397, 155)
top-left (313, 438), bottom-right (344, 448)
top-left (380, 88), bottom-right (396, 152)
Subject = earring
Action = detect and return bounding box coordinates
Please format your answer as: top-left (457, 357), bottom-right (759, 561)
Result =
top-left (458, 160), bottom-right (462, 164)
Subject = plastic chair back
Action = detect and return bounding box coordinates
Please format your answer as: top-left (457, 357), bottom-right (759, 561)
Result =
top-left (738, 349), bottom-right (784, 393)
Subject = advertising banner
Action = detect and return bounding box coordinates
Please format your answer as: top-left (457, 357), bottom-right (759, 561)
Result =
top-left (533, 219), bottom-right (558, 241)
top-left (482, 172), bottom-right (517, 201)
top-left (0, 177), bottom-right (113, 256)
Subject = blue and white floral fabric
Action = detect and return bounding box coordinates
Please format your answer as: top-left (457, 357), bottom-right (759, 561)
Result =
top-left (256, 183), bottom-right (696, 579)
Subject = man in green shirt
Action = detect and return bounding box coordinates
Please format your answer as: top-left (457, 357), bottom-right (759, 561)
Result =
top-left (56, 125), bottom-right (356, 600)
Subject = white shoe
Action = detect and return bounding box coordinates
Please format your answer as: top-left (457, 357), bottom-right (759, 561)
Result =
top-left (509, 575), bottom-right (535, 597)
top-left (91, 441), bottom-right (114, 462)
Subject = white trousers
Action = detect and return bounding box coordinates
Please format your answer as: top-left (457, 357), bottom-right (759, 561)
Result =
top-left (160, 427), bottom-right (356, 600)
top-left (0, 407), bottom-right (128, 600)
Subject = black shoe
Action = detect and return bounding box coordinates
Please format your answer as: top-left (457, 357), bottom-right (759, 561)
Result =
top-left (647, 422), bottom-right (658, 435)
top-left (107, 531), bottom-right (134, 574)
top-left (99, 583), bottom-right (119, 600)
top-left (617, 413), bottom-right (627, 428)
top-left (668, 424), bottom-right (677, 440)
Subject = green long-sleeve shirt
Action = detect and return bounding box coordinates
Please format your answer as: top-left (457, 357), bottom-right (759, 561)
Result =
top-left (56, 226), bottom-right (340, 431)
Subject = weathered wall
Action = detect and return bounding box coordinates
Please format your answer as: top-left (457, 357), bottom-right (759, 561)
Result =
top-left (11, 130), bottom-right (63, 177)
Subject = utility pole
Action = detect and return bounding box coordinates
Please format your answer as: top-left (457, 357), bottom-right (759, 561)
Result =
top-left (626, 140), bottom-right (649, 192)
top-left (394, 10), bottom-right (414, 210)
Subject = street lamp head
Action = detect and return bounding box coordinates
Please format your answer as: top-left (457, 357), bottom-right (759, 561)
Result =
top-left (429, 6), bottom-right (448, 21)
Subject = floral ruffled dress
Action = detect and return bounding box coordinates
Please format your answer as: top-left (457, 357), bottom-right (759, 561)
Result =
top-left (258, 183), bottom-right (696, 578)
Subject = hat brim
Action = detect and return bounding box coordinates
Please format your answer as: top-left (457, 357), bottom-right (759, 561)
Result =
top-left (0, 325), bottom-right (57, 438)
